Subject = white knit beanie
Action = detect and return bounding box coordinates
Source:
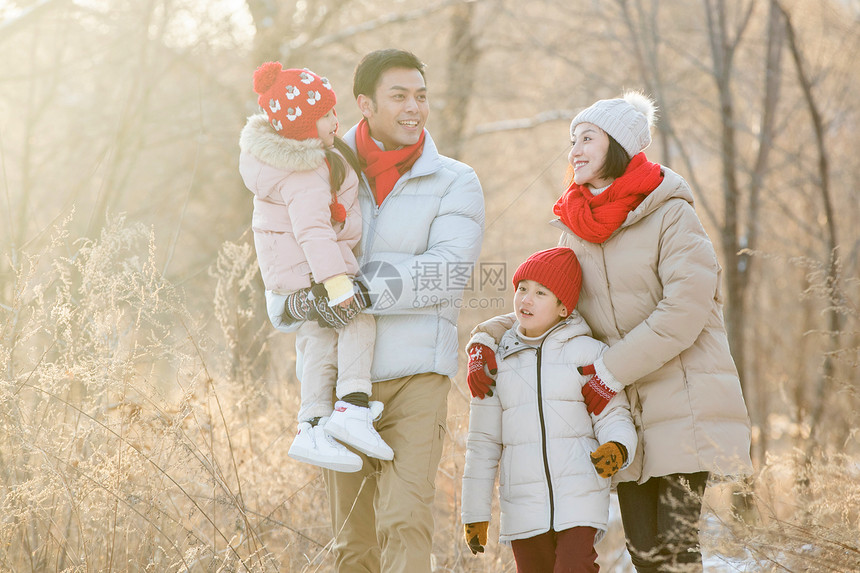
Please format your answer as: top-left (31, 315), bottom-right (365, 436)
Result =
top-left (570, 91), bottom-right (657, 158)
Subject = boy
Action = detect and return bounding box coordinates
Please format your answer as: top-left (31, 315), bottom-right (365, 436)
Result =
top-left (461, 247), bottom-right (637, 572)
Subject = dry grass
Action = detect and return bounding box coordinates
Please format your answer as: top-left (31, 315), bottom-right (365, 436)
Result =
top-left (701, 453), bottom-right (860, 572)
top-left (1, 215), bottom-right (328, 572)
top-left (2, 217), bottom-right (858, 572)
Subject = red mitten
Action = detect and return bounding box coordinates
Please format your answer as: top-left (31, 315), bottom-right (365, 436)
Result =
top-left (467, 343), bottom-right (497, 398)
top-left (579, 364), bottom-right (617, 415)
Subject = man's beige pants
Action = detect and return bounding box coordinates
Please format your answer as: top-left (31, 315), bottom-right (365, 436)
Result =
top-left (323, 372), bottom-right (450, 572)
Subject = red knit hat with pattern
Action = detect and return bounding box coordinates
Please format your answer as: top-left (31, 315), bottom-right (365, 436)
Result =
top-left (252, 62), bottom-right (336, 141)
top-left (512, 247), bottom-right (583, 313)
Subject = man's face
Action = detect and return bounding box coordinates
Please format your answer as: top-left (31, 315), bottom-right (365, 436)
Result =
top-left (358, 67), bottom-right (428, 150)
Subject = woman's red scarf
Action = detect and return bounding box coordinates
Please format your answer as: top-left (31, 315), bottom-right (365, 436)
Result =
top-left (355, 119), bottom-right (425, 206)
top-left (553, 153), bottom-right (664, 244)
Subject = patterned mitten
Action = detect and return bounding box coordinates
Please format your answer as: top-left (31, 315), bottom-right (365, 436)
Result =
top-left (307, 283), bottom-right (349, 328)
top-left (579, 364), bottom-right (617, 415)
top-left (352, 278), bottom-right (372, 309)
top-left (282, 287), bottom-right (312, 323)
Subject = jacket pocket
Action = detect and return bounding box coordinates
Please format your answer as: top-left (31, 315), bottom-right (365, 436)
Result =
top-left (426, 420), bottom-right (446, 489)
top-left (499, 447), bottom-right (511, 500)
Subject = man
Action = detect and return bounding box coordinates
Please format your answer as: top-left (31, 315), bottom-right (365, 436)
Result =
top-left (267, 49), bottom-right (484, 571)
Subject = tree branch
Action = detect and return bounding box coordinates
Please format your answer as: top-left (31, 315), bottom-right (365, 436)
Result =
top-left (470, 109), bottom-right (575, 137)
top-left (280, 0), bottom-right (476, 58)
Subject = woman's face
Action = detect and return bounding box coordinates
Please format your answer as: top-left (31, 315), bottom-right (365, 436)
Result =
top-left (569, 122), bottom-right (613, 189)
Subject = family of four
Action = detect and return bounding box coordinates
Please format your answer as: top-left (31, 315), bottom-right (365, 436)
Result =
top-left (239, 48), bottom-right (752, 573)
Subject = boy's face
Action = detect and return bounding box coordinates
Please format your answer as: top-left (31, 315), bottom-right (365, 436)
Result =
top-left (514, 279), bottom-right (568, 338)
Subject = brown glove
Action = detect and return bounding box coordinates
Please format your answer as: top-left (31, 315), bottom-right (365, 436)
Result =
top-left (590, 441), bottom-right (628, 478)
top-left (464, 521), bottom-right (488, 555)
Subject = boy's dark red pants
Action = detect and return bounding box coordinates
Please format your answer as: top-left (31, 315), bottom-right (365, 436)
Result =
top-left (511, 526), bottom-right (599, 573)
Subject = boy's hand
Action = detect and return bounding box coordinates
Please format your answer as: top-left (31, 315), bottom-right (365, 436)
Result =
top-left (467, 344), bottom-right (497, 398)
top-left (590, 441), bottom-right (628, 478)
top-left (579, 364), bottom-right (616, 415)
top-left (464, 522), bottom-right (488, 555)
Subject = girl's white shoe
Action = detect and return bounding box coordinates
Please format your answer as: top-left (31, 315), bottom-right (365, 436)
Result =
top-left (288, 417), bottom-right (363, 472)
top-left (324, 401), bottom-right (394, 461)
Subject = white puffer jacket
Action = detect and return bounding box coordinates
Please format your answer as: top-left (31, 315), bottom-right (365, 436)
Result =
top-left (461, 315), bottom-right (637, 544)
top-left (264, 125), bottom-right (485, 383)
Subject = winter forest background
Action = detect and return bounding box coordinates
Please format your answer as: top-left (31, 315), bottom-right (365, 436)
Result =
top-left (1, 0), bottom-right (859, 571)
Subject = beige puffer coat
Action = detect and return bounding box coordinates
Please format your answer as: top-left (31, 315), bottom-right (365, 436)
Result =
top-left (474, 166), bottom-right (752, 484)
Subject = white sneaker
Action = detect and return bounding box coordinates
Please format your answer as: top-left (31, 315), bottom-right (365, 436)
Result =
top-left (288, 418), bottom-right (362, 472)
top-left (324, 401), bottom-right (394, 460)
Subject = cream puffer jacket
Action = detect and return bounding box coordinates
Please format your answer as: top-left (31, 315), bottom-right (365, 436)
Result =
top-left (462, 315), bottom-right (637, 544)
top-left (239, 114), bottom-right (361, 293)
top-left (472, 166), bottom-right (752, 484)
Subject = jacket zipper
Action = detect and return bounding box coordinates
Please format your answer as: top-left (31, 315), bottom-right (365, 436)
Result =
top-left (533, 319), bottom-right (569, 532)
top-left (534, 345), bottom-right (555, 529)
top-left (360, 172), bottom-right (403, 263)
top-left (359, 173), bottom-right (379, 262)
top-left (504, 321), bottom-right (566, 529)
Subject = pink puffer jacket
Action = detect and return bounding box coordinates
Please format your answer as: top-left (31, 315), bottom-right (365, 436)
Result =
top-left (239, 114), bottom-right (361, 293)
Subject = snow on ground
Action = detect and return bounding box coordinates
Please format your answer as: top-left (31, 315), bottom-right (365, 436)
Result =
top-left (601, 495), bottom-right (763, 572)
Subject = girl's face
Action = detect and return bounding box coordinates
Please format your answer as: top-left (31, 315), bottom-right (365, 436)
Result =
top-left (514, 279), bottom-right (568, 338)
top-left (316, 109), bottom-right (339, 147)
top-left (569, 122), bottom-right (613, 189)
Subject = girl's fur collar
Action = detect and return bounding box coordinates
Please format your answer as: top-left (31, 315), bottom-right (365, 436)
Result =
top-left (239, 114), bottom-right (326, 172)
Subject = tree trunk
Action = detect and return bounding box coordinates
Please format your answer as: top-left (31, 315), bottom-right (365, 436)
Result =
top-left (703, 0), bottom-right (755, 395)
top-left (744, 0), bottom-right (785, 466)
top-left (438, 2), bottom-right (480, 160)
top-left (777, 1), bottom-right (841, 455)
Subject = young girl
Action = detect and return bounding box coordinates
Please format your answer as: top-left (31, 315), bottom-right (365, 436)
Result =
top-left (461, 247), bottom-right (637, 572)
top-left (239, 62), bottom-right (393, 472)
top-left (467, 93), bottom-right (752, 571)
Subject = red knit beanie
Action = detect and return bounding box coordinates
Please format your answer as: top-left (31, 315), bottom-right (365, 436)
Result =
top-left (512, 247), bottom-right (582, 313)
top-left (253, 62), bottom-right (336, 140)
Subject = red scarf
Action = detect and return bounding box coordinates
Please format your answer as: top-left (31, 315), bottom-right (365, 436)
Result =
top-left (355, 119), bottom-right (425, 206)
top-left (553, 153), bottom-right (664, 243)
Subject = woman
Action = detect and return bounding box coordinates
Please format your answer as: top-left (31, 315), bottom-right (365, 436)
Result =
top-left (466, 92), bottom-right (752, 572)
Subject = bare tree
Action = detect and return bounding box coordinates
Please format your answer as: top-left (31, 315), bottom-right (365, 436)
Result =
top-left (701, 0), bottom-right (757, 395)
top-left (776, 1), bottom-right (842, 457)
top-left (436, 1), bottom-right (481, 159)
